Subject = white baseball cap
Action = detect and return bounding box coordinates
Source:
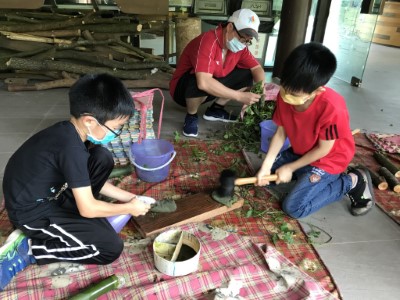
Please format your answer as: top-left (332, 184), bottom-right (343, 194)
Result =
top-left (228, 9), bottom-right (260, 41)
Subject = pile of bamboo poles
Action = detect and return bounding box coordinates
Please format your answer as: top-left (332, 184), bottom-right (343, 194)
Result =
top-left (0, 10), bottom-right (173, 91)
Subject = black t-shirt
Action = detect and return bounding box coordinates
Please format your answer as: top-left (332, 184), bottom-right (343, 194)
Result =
top-left (3, 121), bottom-right (91, 225)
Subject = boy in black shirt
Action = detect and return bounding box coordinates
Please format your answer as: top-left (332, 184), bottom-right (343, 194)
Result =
top-left (0, 74), bottom-right (151, 290)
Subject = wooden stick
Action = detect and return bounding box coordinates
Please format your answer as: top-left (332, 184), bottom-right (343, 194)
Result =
top-left (373, 152), bottom-right (400, 178)
top-left (378, 167), bottom-right (400, 193)
top-left (235, 174), bottom-right (278, 186)
top-left (23, 29), bottom-right (82, 38)
top-left (351, 128), bottom-right (361, 135)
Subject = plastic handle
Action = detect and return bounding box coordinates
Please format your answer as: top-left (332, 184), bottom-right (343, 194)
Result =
top-left (131, 151), bottom-right (176, 171)
top-left (235, 174), bottom-right (278, 186)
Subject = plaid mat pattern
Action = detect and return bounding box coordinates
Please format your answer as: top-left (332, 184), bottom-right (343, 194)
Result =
top-left (366, 133), bottom-right (400, 154)
top-left (353, 134), bottom-right (400, 224)
top-left (0, 140), bottom-right (340, 299)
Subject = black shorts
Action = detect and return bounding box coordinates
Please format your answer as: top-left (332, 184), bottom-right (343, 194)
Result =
top-left (173, 68), bottom-right (253, 107)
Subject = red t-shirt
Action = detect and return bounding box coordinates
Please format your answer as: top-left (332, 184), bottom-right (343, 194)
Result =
top-left (273, 87), bottom-right (355, 174)
top-left (169, 25), bottom-right (259, 98)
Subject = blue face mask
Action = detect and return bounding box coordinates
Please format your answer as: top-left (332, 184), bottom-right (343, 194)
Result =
top-left (226, 37), bottom-right (246, 53)
top-left (87, 130), bottom-right (116, 145)
top-left (87, 120), bottom-right (118, 145)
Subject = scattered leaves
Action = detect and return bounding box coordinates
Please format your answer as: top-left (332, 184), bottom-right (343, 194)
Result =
top-left (173, 131), bottom-right (181, 143)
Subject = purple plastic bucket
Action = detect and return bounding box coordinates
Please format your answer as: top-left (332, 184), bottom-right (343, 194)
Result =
top-left (107, 214), bottom-right (131, 233)
top-left (260, 120), bottom-right (290, 153)
top-left (130, 139), bottom-right (176, 183)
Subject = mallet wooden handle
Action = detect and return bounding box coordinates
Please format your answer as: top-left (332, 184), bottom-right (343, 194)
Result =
top-left (235, 174), bottom-right (278, 186)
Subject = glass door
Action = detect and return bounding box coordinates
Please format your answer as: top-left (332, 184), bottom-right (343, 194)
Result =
top-left (323, 0), bottom-right (379, 85)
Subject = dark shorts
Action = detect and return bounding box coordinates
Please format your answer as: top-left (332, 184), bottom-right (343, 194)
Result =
top-left (173, 68), bottom-right (253, 107)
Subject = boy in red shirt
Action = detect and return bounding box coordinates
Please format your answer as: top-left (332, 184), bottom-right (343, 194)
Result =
top-left (170, 9), bottom-right (265, 137)
top-left (256, 43), bottom-right (375, 218)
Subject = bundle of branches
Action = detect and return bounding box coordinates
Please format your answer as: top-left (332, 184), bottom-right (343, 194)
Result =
top-left (0, 10), bottom-right (174, 91)
top-left (223, 81), bottom-right (276, 153)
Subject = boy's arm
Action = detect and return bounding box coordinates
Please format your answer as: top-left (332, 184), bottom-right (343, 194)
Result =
top-left (71, 185), bottom-right (150, 218)
top-left (256, 126), bottom-right (287, 185)
top-left (100, 181), bottom-right (136, 202)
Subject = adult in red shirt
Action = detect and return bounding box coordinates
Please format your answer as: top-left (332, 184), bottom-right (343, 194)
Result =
top-left (169, 9), bottom-right (265, 137)
top-left (256, 43), bottom-right (375, 219)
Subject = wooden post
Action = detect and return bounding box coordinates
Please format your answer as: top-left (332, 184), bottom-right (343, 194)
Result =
top-left (174, 17), bottom-right (201, 63)
top-left (273, 0), bottom-right (312, 79)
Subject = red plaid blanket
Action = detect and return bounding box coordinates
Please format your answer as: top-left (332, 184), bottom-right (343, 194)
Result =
top-left (0, 140), bottom-right (340, 299)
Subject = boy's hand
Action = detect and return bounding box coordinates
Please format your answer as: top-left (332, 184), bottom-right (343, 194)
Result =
top-left (275, 165), bottom-right (293, 184)
top-left (128, 196), bottom-right (151, 216)
top-left (137, 196), bottom-right (156, 205)
top-left (256, 169), bottom-right (272, 186)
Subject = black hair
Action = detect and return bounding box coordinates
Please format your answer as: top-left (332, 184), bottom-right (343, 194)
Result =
top-left (69, 73), bottom-right (133, 124)
top-left (280, 42), bottom-right (337, 94)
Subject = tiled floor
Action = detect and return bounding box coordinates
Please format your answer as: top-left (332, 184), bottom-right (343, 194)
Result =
top-left (0, 43), bottom-right (399, 299)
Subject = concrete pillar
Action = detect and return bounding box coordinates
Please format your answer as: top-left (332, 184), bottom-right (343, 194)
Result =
top-left (272, 0), bottom-right (312, 79)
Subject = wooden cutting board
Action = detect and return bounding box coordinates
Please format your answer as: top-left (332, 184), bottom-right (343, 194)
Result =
top-left (131, 192), bottom-right (244, 238)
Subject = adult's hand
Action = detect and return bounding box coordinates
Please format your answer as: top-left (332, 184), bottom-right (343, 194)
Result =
top-left (237, 91), bottom-right (261, 105)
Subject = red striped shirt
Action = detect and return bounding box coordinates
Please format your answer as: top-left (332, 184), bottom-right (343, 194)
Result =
top-left (169, 25), bottom-right (259, 98)
top-left (273, 87), bottom-right (355, 174)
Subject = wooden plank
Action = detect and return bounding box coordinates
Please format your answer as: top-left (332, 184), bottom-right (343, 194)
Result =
top-left (131, 192), bottom-right (244, 238)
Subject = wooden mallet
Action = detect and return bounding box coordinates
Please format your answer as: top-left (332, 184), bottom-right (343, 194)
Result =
top-left (211, 169), bottom-right (278, 204)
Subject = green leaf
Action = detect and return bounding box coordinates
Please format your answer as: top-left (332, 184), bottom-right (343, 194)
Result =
top-left (246, 209), bottom-right (253, 218)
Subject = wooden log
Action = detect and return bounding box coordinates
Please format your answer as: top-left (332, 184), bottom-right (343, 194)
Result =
top-left (6, 57), bottom-right (149, 80)
top-left (0, 36), bottom-right (52, 52)
top-left (368, 167), bottom-right (388, 190)
top-left (68, 23), bottom-right (142, 34)
top-left (14, 70), bottom-right (62, 79)
top-left (1, 11), bottom-right (72, 21)
top-left (1, 31), bottom-right (73, 45)
top-left (0, 46), bottom-right (52, 59)
top-left (373, 152), bottom-right (400, 178)
top-left (55, 39), bottom-right (117, 50)
top-left (0, 17), bottom-right (87, 32)
top-left (378, 167), bottom-right (400, 193)
top-left (0, 72), bottom-right (56, 81)
top-left (5, 14), bottom-right (40, 24)
top-left (22, 29), bottom-right (82, 38)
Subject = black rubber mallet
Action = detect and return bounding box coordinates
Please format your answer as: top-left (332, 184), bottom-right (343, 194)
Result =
top-left (211, 169), bottom-right (278, 205)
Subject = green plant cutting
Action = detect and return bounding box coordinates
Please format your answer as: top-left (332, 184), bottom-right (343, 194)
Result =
top-left (223, 81), bottom-right (276, 153)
